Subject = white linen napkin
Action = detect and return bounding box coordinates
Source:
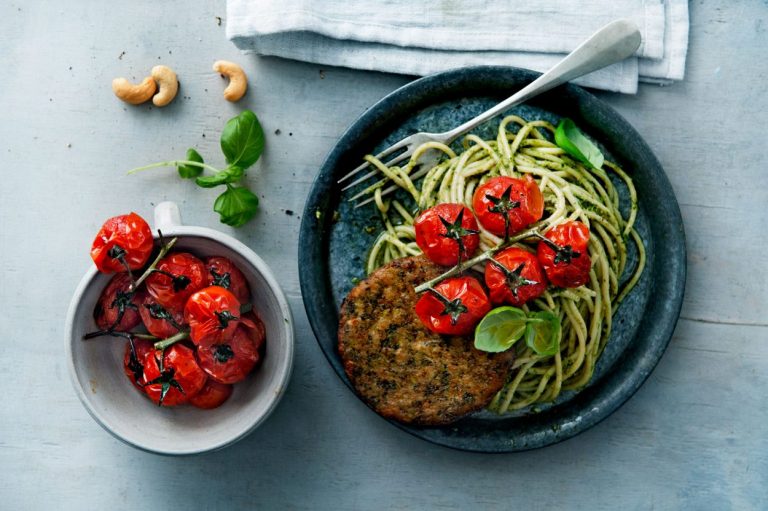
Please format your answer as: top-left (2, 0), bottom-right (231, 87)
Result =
top-left (227, 0), bottom-right (689, 94)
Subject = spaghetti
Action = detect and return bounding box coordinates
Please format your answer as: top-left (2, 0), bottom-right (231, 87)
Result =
top-left (358, 115), bottom-right (645, 413)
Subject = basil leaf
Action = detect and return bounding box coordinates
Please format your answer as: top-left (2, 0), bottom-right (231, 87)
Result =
top-left (555, 118), bottom-right (604, 169)
top-left (524, 311), bottom-right (561, 356)
top-left (474, 306), bottom-right (527, 353)
top-left (195, 166), bottom-right (243, 188)
top-left (213, 185), bottom-right (259, 227)
top-left (220, 110), bottom-right (265, 169)
top-left (177, 148), bottom-right (204, 179)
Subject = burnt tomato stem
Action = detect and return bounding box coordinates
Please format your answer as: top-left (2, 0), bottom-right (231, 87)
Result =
top-left (532, 232), bottom-right (581, 264)
top-left (129, 234), bottom-right (178, 292)
top-left (438, 208), bottom-right (479, 273)
top-left (487, 257), bottom-right (539, 298)
top-left (486, 185), bottom-right (520, 243)
top-left (414, 227), bottom-right (541, 294)
top-left (425, 287), bottom-right (468, 326)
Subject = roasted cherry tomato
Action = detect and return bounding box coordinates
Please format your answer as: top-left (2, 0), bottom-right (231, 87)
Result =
top-left (145, 252), bottom-right (207, 309)
top-left (123, 338), bottom-right (154, 391)
top-left (472, 175), bottom-right (544, 237)
top-left (204, 256), bottom-right (250, 303)
top-left (484, 247), bottom-right (547, 306)
top-left (196, 323), bottom-right (259, 384)
top-left (91, 212), bottom-right (153, 273)
top-left (537, 221), bottom-right (592, 288)
top-left (240, 311), bottom-right (267, 354)
top-left (415, 276), bottom-right (491, 336)
top-left (137, 292), bottom-right (185, 339)
top-left (189, 379), bottom-right (234, 409)
top-left (184, 286), bottom-right (241, 347)
top-left (414, 203), bottom-right (480, 266)
top-left (94, 273), bottom-right (142, 332)
top-left (141, 344), bottom-right (207, 406)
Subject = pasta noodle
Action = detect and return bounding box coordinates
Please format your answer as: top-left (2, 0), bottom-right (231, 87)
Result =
top-left (359, 115), bottom-right (645, 413)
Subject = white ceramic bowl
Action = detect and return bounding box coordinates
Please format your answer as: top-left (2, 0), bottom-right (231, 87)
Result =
top-left (65, 202), bottom-right (294, 455)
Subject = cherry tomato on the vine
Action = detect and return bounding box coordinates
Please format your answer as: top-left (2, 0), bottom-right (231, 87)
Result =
top-left (415, 276), bottom-right (491, 336)
top-left (472, 175), bottom-right (543, 238)
top-left (184, 286), bottom-right (241, 347)
top-left (414, 203), bottom-right (480, 266)
top-left (188, 379), bottom-right (234, 409)
top-left (123, 338), bottom-right (154, 391)
top-left (484, 247), bottom-right (547, 306)
top-left (145, 252), bottom-right (207, 309)
top-left (204, 256), bottom-right (251, 304)
top-left (91, 212), bottom-right (153, 273)
top-left (94, 273), bottom-right (142, 332)
top-left (141, 344), bottom-right (207, 406)
top-left (537, 221), bottom-right (592, 288)
top-left (137, 293), bottom-right (185, 339)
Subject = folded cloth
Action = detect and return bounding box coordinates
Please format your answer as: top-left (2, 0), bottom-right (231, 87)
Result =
top-left (227, 0), bottom-right (688, 94)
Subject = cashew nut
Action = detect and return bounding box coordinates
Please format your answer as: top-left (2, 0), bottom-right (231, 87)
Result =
top-left (213, 60), bottom-right (248, 102)
top-left (112, 76), bottom-right (156, 105)
top-left (151, 65), bottom-right (179, 107)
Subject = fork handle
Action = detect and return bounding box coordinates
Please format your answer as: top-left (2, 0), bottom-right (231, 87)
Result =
top-left (443, 19), bottom-right (642, 142)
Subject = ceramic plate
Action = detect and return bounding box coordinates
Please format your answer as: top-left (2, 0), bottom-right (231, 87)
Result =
top-left (299, 66), bottom-right (685, 452)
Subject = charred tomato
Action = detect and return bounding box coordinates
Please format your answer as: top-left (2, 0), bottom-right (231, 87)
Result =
top-left (184, 286), bottom-right (241, 347)
top-left (196, 323), bottom-right (260, 384)
top-left (188, 380), bottom-right (234, 409)
top-left (145, 252), bottom-right (207, 309)
top-left (537, 221), bottom-right (592, 288)
top-left (141, 344), bottom-right (207, 406)
top-left (123, 338), bottom-right (154, 391)
top-left (484, 247), bottom-right (547, 306)
top-left (204, 256), bottom-right (251, 303)
top-left (472, 175), bottom-right (543, 238)
top-left (90, 212), bottom-right (153, 273)
top-left (415, 276), bottom-right (491, 336)
top-left (137, 292), bottom-right (185, 339)
top-left (94, 273), bottom-right (142, 332)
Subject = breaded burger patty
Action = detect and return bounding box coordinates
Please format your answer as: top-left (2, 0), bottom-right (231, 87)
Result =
top-left (338, 256), bottom-right (512, 426)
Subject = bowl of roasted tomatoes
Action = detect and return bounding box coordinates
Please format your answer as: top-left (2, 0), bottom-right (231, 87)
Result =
top-left (65, 202), bottom-right (294, 455)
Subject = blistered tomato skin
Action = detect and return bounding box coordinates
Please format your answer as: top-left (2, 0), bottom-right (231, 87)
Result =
top-left (196, 324), bottom-right (260, 384)
top-left (123, 338), bottom-right (155, 391)
top-left (145, 252), bottom-right (207, 309)
top-left (485, 247), bottom-right (548, 306)
top-left (189, 380), bottom-right (234, 409)
top-left (537, 221), bottom-right (592, 288)
top-left (184, 286), bottom-right (241, 348)
top-left (204, 256), bottom-right (251, 303)
top-left (414, 203), bottom-right (480, 266)
top-left (414, 276), bottom-right (491, 336)
top-left (472, 176), bottom-right (543, 237)
top-left (94, 273), bottom-right (142, 331)
top-left (90, 212), bottom-right (154, 273)
top-left (141, 344), bottom-right (207, 406)
top-left (137, 292), bottom-right (185, 339)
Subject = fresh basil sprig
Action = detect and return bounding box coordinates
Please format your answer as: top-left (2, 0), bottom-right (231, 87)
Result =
top-left (474, 306), bottom-right (561, 355)
top-left (128, 110), bottom-right (265, 227)
top-left (555, 118), bottom-right (604, 169)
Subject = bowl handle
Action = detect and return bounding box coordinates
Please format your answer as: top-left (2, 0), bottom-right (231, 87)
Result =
top-left (154, 201), bottom-right (182, 232)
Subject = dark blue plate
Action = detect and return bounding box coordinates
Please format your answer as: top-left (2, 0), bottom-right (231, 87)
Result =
top-left (299, 66), bottom-right (685, 452)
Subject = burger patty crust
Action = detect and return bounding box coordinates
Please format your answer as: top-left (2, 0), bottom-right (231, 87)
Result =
top-left (338, 256), bottom-right (512, 426)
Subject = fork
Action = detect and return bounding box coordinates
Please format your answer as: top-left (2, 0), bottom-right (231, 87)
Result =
top-left (339, 18), bottom-right (642, 208)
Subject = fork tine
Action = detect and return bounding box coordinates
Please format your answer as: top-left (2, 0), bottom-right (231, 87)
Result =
top-left (336, 137), bottom-right (411, 183)
top-left (340, 151), bottom-right (412, 191)
top-left (353, 166), bottom-right (431, 209)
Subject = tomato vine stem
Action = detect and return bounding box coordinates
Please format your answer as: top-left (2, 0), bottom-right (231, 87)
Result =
top-left (414, 228), bottom-right (541, 294)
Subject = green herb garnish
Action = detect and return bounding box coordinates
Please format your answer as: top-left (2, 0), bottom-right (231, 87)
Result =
top-left (555, 118), bottom-right (604, 169)
top-left (128, 110), bottom-right (265, 227)
top-left (475, 306), bottom-right (561, 355)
